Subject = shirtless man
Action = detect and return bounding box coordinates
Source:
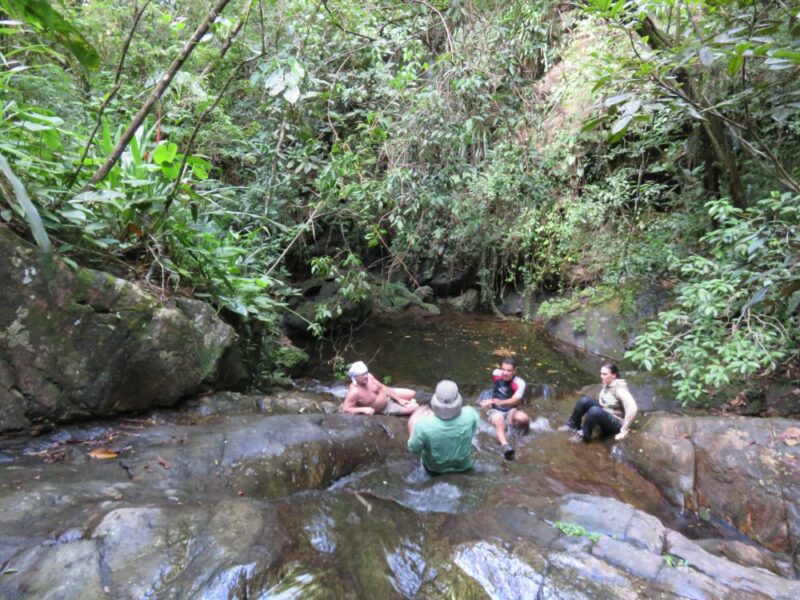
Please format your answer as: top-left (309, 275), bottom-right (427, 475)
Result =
top-left (479, 356), bottom-right (531, 460)
top-left (342, 361), bottom-right (419, 416)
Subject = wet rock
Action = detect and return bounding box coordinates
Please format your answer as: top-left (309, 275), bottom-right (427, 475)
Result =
top-left (764, 381), bottom-right (800, 418)
top-left (497, 291), bottom-right (524, 316)
top-left (414, 285), bottom-right (434, 302)
top-left (375, 281), bottom-right (437, 314)
top-left (553, 494), bottom-right (800, 600)
top-left (1, 540), bottom-right (106, 600)
top-left (558, 494), bottom-right (666, 553)
top-left (541, 297), bottom-right (629, 360)
top-left (429, 268), bottom-right (472, 297)
top-left (3, 391), bottom-right (800, 599)
top-left (281, 278), bottom-right (371, 335)
top-left (532, 285), bottom-right (669, 362)
top-left (622, 414), bottom-right (800, 554)
top-left (0, 227), bottom-right (239, 434)
top-left (448, 289), bottom-right (479, 312)
top-left (623, 422), bottom-right (696, 508)
top-left (664, 530), bottom-right (793, 598)
top-left (453, 541), bottom-right (543, 598)
top-left (694, 538), bottom-right (792, 577)
top-left (181, 390), bottom-right (341, 419)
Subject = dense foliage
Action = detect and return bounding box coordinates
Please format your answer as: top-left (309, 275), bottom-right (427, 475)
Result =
top-left (1, 0), bottom-right (798, 400)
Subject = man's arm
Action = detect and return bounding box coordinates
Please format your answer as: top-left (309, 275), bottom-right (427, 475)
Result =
top-left (407, 428), bottom-right (424, 455)
top-left (388, 386), bottom-right (417, 404)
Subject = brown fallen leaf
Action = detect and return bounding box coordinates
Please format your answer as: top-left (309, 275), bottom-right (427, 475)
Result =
top-left (784, 427), bottom-right (800, 438)
top-left (88, 448), bottom-right (119, 460)
top-left (156, 456), bottom-right (172, 470)
top-left (784, 439), bottom-right (799, 447)
top-left (492, 347), bottom-right (516, 357)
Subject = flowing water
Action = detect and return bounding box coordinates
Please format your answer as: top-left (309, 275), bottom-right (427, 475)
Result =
top-left (300, 305), bottom-right (597, 399)
top-left (286, 308), bottom-right (737, 592)
top-left (1, 306), bottom-right (753, 599)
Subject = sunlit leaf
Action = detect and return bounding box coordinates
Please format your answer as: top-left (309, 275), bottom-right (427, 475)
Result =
top-left (0, 152), bottom-right (50, 252)
top-left (153, 142), bottom-right (178, 165)
top-left (603, 92), bottom-right (634, 108)
top-left (610, 114), bottom-right (632, 136)
top-left (284, 86), bottom-right (300, 104)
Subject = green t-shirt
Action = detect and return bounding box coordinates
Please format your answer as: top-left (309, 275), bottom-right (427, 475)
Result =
top-left (407, 407), bottom-right (479, 474)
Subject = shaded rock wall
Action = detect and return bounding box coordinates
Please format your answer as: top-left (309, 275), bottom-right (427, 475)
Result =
top-left (623, 414), bottom-right (800, 557)
top-left (0, 227), bottom-right (238, 433)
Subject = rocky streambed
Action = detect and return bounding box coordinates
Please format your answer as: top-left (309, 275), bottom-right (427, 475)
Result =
top-left (1, 391), bottom-right (798, 599)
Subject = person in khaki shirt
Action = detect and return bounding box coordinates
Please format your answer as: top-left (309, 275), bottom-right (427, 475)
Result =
top-left (559, 363), bottom-right (638, 442)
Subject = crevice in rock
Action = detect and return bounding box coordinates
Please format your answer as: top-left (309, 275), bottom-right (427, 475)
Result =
top-left (94, 536), bottom-right (114, 594)
top-left (770, 421), bottom-right (799, 575)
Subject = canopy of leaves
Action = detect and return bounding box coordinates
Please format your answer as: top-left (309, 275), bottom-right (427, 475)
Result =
top-left (0, 0), bottom-right (797, 397)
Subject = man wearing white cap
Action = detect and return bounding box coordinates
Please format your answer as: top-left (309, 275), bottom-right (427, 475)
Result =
top-left (407, 380), bottom-right (479, 474)
top-left (342, 360), bottom-right (418, 416)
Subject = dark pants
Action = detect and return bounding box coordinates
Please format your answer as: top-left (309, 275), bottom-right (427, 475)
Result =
top-left (567, 396), bottom-right (622, 440)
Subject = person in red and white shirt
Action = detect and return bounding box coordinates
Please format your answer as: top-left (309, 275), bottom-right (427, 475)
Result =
top-left (479, 356), bottom-right (531, 460)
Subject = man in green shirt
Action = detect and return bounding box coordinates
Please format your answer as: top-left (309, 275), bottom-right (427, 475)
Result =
top-left (407, 380), bottom-right (479, 474)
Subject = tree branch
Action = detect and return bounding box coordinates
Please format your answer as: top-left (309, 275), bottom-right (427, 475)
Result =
top-left (200, 0), bottom-right (253, 78)
top-left (82, 0), bottom-right (234, 191)
top-left (67, 0), bottom-right (153, 190)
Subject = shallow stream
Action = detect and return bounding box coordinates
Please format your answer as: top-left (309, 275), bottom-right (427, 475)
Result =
top-left (0, 306), bottom-right (766, 599)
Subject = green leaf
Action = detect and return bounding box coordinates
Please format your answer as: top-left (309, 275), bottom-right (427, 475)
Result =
top-left (785, 291), bottom-right (800, 318)
top-left (0, 152), bottom-right (51, 252)
top-left (747, 237), bottom-right (765, 256)
top-left (160, 162), bottom-right (180, 180)
top-left (3, 0), bottom-right (99, 70)
top-left (770, 50), bottom-right (800, 64)
top-left (153, 142), bottom-right (178, 165)
top-left (581, 115), bottom-right (606, 132)
top-left (609, 114), bottom-right (632, 137)
top-left (284, 86), bottom-right (300, 104)
top-left (727, 55), bottom-right (743, 76)
top-left (604, 92), bottom-right (634, 108)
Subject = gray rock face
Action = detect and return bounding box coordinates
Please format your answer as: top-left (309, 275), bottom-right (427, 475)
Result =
top-left (448, 288), bottom-right (479, 312)
top-left (544, 298), bottom-right (629, 360)
top-left (622, 414), bottom-right (800, 555)
top-left (0, 227), bottom-right (238, 433)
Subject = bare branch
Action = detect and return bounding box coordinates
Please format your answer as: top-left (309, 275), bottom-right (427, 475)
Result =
top-left (67, 0), bottom-right (153, 190)
top-left (83, 0), bottom-right (235, 191)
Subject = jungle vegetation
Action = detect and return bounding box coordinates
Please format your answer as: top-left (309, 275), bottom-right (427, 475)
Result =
top-left (1, 0), bottom-right (798, 405)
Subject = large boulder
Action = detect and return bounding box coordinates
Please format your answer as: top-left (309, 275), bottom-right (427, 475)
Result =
top-left (0, 227), bottom-right (238, 433)
top-left (532, 285), bottom-right (669, 362)
top-left (543, 296), bottom-right (630, 360)
top-left (622, 414), bottom-right (800, 555)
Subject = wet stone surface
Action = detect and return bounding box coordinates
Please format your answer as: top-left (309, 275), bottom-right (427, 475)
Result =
top-left (1, 394), bottom-right (799, 599)
top-left (2, 310), bottom-right (799, 598)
